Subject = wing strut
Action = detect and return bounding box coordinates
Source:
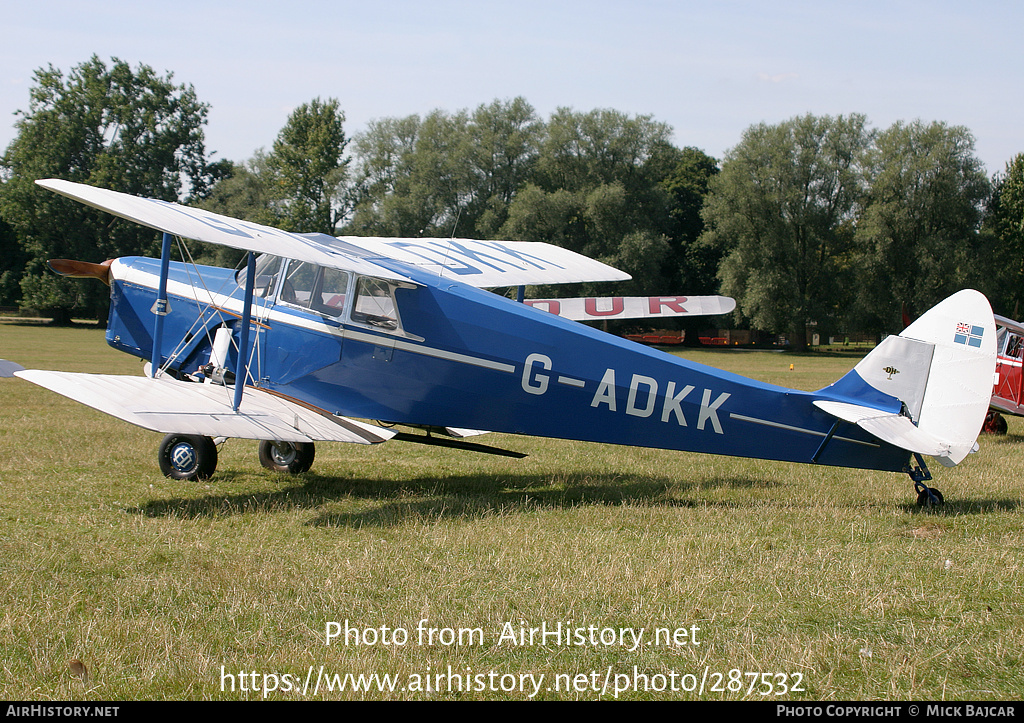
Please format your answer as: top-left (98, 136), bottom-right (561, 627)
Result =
top-left (150, 232), bottom-right (173, 377)
top-left (233, 251), bottom-right (257, 412)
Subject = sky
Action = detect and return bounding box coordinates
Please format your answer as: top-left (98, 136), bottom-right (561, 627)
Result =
top-left (1, 0), bottom-right (1021, 176)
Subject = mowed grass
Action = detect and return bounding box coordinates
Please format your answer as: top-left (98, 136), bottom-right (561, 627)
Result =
top-left (0, 324), bottom-right (1022, 700)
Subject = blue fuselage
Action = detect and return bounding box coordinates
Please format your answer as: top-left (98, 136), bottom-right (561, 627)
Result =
top-left (105, 256), bottom-right (910, 472)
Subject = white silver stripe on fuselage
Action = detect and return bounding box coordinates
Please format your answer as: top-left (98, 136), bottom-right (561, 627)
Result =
top-left (729, 412), bottom-right (880, 448)
top-left (113, 260), bottom-right (517, 375)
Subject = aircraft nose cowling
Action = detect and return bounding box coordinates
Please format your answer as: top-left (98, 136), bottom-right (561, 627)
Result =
top-left (47, 258), bottom-right (114, 286)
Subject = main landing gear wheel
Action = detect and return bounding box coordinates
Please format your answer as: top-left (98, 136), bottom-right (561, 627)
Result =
top-left (158, 434), bottom-right (218, 481)
top-left (258, 440), bottom-right (315, 474)
top-left (983, 411), bottom-right (1008, 435)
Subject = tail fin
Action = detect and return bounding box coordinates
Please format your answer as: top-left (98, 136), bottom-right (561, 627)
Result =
top-left (815, 290), bottom-right (996, 466)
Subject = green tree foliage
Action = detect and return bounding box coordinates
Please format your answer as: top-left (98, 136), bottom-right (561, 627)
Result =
top-left (0, 216), bottom-right (26, 307)
top-left (983, 153), bottom-right (1024, 316)
top-left (0, 55), bottom-right (212, 321)
top-left (197, 99), bottom-right (350, 263)
top-left (198, 156), bottom-right (274, 223)
top-left (264, 98), bottom-right (350, 234)
top-left (657, 145), bottom-right (720, 293)
top-left (395, 108), bottom-right (473, 236)
top-left (347, 98), bottom-right (543, 238)
top-left (701, 114), bottom-right (870, 349)
top-left (464, 98), bottom-right (544, 237)
top-left (854, 120), bottom-right (990, 331)
top-left (501, 108), bottom-right (679, 296)
top-left (346, 115), bottom-right (421, 235)
top-left (346, 110), bottom-right (467, 236)
top-left (348, 102), bottom-right (707, 301)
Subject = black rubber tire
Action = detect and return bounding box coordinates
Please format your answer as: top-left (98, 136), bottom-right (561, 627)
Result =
top-left (158, 434), bottom-right (218, 481)
top-left (258, 440), bottom-right (315, 474)
top-left (916, 487), bottom-right (945, 507)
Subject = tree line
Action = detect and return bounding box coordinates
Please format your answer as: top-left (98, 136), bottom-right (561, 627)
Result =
top-left (1, 57), bottom-right (1022, 348)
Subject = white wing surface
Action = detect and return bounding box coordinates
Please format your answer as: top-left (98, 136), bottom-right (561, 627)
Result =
top-left (335, 236), bottom-right (631, 288)
top-left (813, 400), bottom-right (951, 459)
top-left (35, 179), bottom-right (413, 284)
top-left (524, 295), bottom-right (735, 321)
top-left (38, 179), bottom-right (633, 288)
top-left (15, 370), bottom-right (394, 444)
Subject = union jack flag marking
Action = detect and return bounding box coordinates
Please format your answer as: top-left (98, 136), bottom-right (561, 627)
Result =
top-left (954, 321), bottom-right (984, 347)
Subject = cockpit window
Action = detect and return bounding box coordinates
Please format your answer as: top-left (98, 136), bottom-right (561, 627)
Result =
top-left (351, 277), bottom-right (399, 330)
top-left (241, 259), bottom-right (397, 328)
top-left (281, 261), bottom-right (318, 307)
top-left (275, 261), bottom-right (352, 319)
top-left (241, 254), bottom-right (284, 298)
top-left (316, 268), bottom-right (350, 316)
top-left (1007, 334), bottom-right (1023, 359)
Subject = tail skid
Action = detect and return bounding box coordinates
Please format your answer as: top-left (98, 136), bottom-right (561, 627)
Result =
top-left (816, 290), bottom-right (996, 467)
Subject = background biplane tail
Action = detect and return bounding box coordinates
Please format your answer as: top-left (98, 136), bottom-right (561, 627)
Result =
top-left (814, 289), bottom-right (996, 467)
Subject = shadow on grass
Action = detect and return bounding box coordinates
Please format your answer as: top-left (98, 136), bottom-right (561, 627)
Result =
top-left (982, 433), bottom-right (1024, 444)
top-left (897, 497), bottom-right (1023, 516)
top-left (127, 471), bottom-right (782, 525)
top-left (0, 318), bottom-right (103, 328)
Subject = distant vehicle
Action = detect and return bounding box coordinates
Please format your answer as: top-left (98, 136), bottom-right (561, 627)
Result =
top-left (4, 179), bottom-right (998, 507)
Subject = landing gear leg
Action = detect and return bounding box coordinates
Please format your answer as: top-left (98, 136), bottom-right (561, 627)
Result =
top-left (906, 452), bottom-right (943, 507)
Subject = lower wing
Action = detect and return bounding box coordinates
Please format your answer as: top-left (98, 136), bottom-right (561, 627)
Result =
top-left (14, 370), bottom-right (393, 444)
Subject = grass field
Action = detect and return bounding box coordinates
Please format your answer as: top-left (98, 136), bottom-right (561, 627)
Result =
top-left (1, 323), bottom-right (1022, 700)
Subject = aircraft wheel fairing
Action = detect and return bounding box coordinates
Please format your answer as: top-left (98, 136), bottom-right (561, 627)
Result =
top-left (159, 434), bottom-right (218, 481)
top-left (259, 440), bottom-right (315, 474)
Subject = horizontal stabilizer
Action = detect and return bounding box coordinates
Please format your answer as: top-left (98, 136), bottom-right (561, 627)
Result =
top-left (525, 295), bottom-right (735, 321)
top-left (15, 370), bottom-right (394, 444)
top-left (813, 400), bottom-right (951, 459)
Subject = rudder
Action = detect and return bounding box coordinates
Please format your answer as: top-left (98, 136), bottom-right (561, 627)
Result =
top-left (816, 290), bottom-right (996, 466)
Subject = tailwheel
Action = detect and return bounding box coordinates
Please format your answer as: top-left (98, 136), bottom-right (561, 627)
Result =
top-left (915, 486), bottom-right (945, 508)
top-left (907, 452), bottom-right (943, 508)
top-left (259, 440), bottom-right (315, 474)
top-left (158, 434), bottom-right (218, 481)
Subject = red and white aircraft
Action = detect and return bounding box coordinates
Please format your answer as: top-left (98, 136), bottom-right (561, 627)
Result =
top-left (986, 314), bottom-right (1024, 433)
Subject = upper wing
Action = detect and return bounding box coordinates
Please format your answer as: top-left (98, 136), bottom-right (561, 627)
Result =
top-left (38, 179), bottom-right (631, 289)
top-left (15, 369), bottom-right (394, 444)
top-left (36, 179), bottom-right (414, 284)
top-left (994, 314), bottom-right (1024, 336)
top-left (334, 236), bottom-right (631, 288)
top-left (524, 295), bottom-right (735, 321)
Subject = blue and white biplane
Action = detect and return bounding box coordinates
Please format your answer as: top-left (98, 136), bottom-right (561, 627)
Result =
top-left (6, 179), bottom-right (998, 506)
